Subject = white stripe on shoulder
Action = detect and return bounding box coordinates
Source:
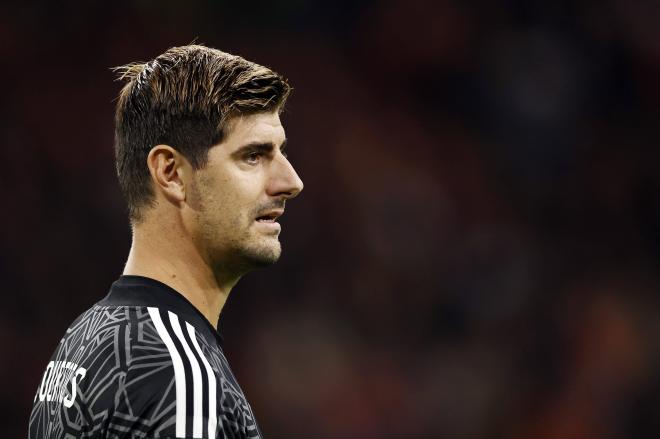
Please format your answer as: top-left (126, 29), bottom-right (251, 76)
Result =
top-left (169, 311), bottom-right (204, 439)
top-left (147, 307), bottom-right (187, 438)
top-left (186, 321), bottom-right (217, 439)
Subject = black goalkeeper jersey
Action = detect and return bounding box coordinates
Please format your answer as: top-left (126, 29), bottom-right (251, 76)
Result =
top-left (29, 275), bottom-right (263, 439)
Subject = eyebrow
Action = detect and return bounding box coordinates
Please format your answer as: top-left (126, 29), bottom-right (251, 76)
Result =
top-left (231, 139), bottom-right (288, 158)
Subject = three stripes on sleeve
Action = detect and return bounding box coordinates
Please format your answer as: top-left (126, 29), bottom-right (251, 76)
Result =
top-left (148, 307), bottom-right (218, 439)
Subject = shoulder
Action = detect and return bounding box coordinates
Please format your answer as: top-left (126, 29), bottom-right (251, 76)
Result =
top-left (30, 305), bottom-right (137, 438)
top-left (123, 307), bottom-right (262, 438)
top-left (118, 307), bottom-right (220, 438)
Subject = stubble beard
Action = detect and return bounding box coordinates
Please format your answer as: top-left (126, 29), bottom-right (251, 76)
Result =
top-left (238, 235), bottom-right (281, 268)
top-left (236, 200), bottom-right (286, 270)
top-left (192, 181), bottom-right (284, 275)
top-left (207, 216), bottom-right (282, 276)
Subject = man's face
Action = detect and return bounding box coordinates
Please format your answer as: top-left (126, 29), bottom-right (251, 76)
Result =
top-left (186, 111), bottom-right (303, 273)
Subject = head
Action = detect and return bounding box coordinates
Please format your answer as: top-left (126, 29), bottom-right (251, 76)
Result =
top-left (114, 44), bottom-right (303, 274)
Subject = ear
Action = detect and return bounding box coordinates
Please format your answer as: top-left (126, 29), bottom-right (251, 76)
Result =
top-left (146, 145), bottom-right (190, 205)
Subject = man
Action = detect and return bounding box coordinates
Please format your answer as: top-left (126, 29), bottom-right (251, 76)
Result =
top-left (29, 44), bottom-right (303, 438)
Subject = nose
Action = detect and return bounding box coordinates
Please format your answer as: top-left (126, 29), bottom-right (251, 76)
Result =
top-left (268, 154), bottom-right (304, 199)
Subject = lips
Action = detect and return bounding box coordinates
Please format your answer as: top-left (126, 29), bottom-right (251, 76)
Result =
top-left (254, 209), bottom-right (283, 234)
top-left (255, 209), bottom-right (283, 223)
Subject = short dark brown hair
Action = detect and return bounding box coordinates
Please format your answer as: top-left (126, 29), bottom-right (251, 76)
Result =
top-left (113, 44), bottom-right (291, 222)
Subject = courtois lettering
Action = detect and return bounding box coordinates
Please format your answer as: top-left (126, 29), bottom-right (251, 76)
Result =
top-left (36, 360), bottom-right (86, 408)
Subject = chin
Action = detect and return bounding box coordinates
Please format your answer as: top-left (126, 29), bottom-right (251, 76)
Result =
top-left (240, 241), bottom-right (282, 268)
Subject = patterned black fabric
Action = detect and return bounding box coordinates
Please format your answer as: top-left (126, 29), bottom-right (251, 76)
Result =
top-left (29, 276), bottom-right (262, 439)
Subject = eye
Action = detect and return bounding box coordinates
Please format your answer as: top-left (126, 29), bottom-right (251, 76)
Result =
top-left (245, 151), bottom-right (262, 165)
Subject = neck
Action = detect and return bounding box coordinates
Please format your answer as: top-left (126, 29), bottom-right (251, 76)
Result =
top-left (123, 218), bottom-right (240, 329)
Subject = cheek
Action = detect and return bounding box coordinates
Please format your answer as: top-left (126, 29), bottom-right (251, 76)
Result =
top-left (202, 173), bottom-right (262, 224)
top-left (229, 171), bottom-right (265, 209)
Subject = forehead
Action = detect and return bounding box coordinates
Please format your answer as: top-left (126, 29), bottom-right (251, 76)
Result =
top-left (222, 112), bottom-right (285, 149)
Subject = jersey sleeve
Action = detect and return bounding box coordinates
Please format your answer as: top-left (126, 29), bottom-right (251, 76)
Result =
top-left (111, 346), bottom-right (179, 437)
top-left (30, 293), bottom-right (262, 438)
top-left (108, 307), bottom-right (186, 438)
top-left (111, 307), bottom-right (257, 439)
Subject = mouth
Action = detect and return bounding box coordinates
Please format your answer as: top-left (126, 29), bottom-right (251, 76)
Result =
top-left (255, 209), bottom-right (283, 223)
top-left (254, 209), bottom-right (283, 232)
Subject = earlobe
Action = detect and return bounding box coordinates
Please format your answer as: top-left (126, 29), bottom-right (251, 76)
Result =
top-left (147, 145), bottom-right (186, 204)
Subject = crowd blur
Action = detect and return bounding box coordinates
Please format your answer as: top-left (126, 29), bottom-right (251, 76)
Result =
top-left (2, 0), bottom-right (659, 437)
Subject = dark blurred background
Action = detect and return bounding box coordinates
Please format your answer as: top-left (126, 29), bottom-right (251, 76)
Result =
top-left (2, 0), bottom-right (660, 437)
